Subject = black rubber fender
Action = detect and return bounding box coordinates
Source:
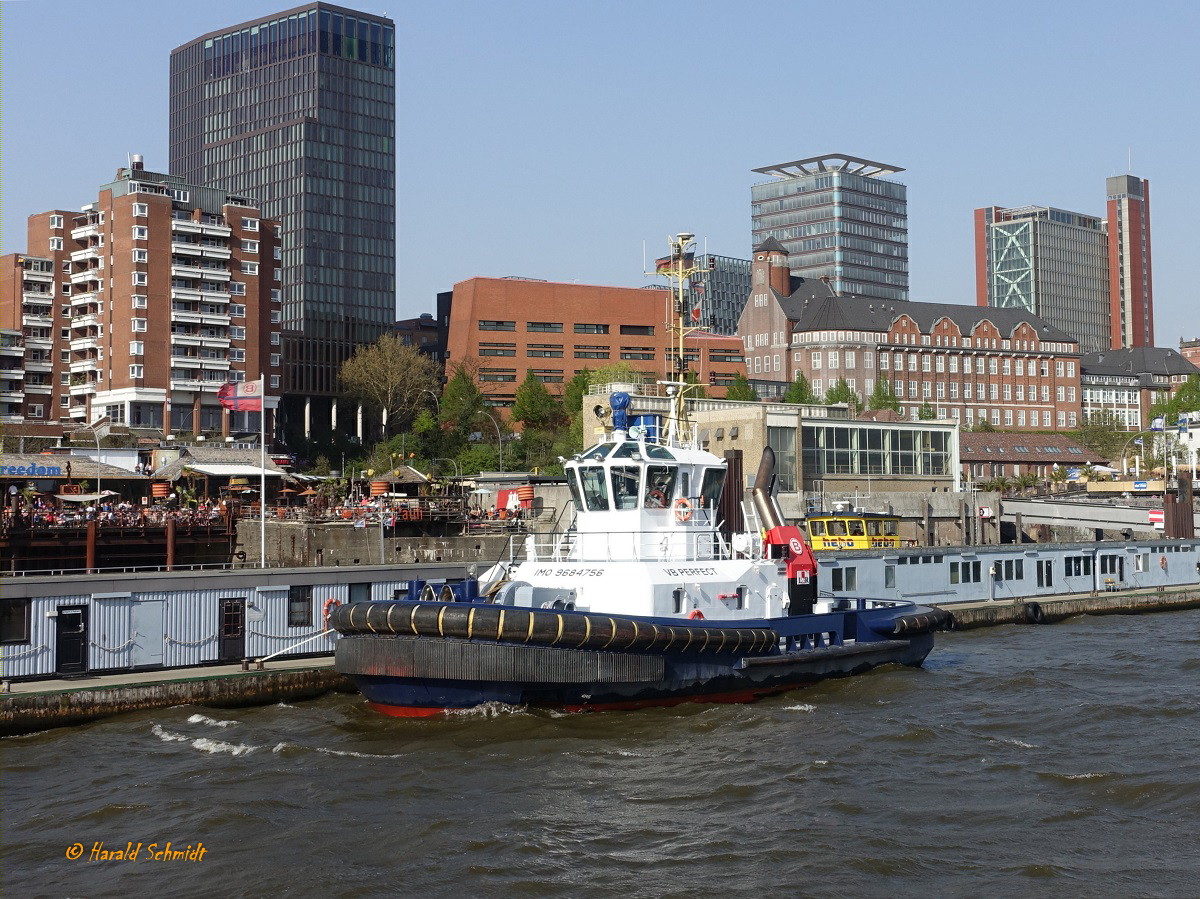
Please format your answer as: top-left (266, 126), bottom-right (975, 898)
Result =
top-left (1025, 602), bottom-right (1045, 624)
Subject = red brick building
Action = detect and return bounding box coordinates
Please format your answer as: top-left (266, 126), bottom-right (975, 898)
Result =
top-left (0, 157), bottom-right (280, 437)
top-left (738, 239), bottom-right (1084, 429)
top-left (443, 277), bottom-right (744, 405)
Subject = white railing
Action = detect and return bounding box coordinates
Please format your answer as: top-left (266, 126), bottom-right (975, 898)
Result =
top-left (517, 527), bottom-right (749, 564)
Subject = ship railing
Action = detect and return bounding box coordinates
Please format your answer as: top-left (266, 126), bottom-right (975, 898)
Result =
top-left (517, 528), bottom-right (735, 564)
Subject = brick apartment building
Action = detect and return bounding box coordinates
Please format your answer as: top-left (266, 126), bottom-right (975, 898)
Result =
top-left (1080, 347), bottom-right (1199, 430)
top-left (0, 156), bottom-right (280, 438)
top-left (442, 277), bottom-right (744, 405)
top-left (738, 239), bottom-right (1084, 430)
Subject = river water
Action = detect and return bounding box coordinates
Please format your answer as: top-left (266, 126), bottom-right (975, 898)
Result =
top-left (4, 611), bottom-right (1199, 898)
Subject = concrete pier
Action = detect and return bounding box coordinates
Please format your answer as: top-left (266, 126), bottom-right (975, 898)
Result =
top-left (0, 657), bottom-right (351, 738)
top-left (936, 585), bottom-right (1200, 630)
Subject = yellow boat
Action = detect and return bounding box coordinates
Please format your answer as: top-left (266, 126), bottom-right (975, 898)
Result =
top-left (805, 511), bottom-right (901, 551)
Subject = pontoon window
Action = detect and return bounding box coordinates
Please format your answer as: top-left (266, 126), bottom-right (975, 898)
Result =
top-left (611, 442), bottom-right (643, 459)
top-left (578, 466), bottom-right (611, 511)
top-left (644, 465), bottom-right (677, 509)
top-left (644, 445), bottom-right (675, 460)
top-left (828, 519), bottom-right (848, 536)
top-left (848, 520), bottom-right (865, 537)
top-left (809, 520), bottom-right (826, 536)
top-left (866, 520), bottom-right (882, 536)
top-left (610, 466), bottom-right (641, 509)
top-left (581, 443), bottom-right (611, 460)
top-left (884, 519), bottom-right (898, 536)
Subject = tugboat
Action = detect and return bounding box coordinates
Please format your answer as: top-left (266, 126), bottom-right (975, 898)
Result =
top-left (330, 234), bottom-right (948, 716)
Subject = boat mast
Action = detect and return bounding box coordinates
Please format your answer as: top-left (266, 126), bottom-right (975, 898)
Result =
top-left (660, 232), bottom-right (701, 446)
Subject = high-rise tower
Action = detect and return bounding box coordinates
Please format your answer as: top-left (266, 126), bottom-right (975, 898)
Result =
top-left (170, 4), bottom-right (396, 440)
top-left (751, 154), bottom-right (908, 302)
top-left (1106, 175), bottom-right (1154, 349)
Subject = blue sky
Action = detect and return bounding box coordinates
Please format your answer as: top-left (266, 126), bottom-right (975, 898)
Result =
top-left (3, 0), bottom-right (1197, 347)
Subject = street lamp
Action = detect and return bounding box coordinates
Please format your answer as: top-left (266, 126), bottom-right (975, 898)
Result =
top-left (478, 410), bottom-right (503, 474)
top-left (1119, 429), bottom-right (1154, 478)
top-left (433, 457), bottom-right (461, 479)
top-left (421, 389), bottom-right (441, 413)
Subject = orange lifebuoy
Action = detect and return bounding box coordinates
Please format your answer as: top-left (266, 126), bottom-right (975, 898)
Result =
top-left (687, 609), bottom-right (704, 620)
top-left (322, 598), bottom-right (342, 622)
top-left (674, 498), bottom-right (693, 522)
top-left (647, 489), bottom-right (667, 509)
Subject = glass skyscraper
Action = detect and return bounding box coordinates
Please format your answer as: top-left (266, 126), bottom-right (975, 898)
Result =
top-left (751, 154), bottom-right (909, 302)
top-left (170, 3), bottom-right (396, 438)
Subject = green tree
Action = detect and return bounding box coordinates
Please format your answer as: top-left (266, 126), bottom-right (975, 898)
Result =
top-left (338, 335), bottom-right (441, 437)
top-left (1149, 373), bottom-right (1200, 427)
top-left (917, 401), bottom-right (937, 420)
top-left (511, 371), bottom-right (564, 431)
top-left (1071, 410), bottom-right (1128, 462)
top-left (824, 378), bottom-right (862, 415)
top-left (723, 372), bottom-right (759, 402)
top-left (562, 369), bottom-right (591, 416)
top-left (971, 417), bottom-right (997, 432)
top-left (440, 360), bottom-right (488, 439)
top-left (782, 373), bottom-right (816, 405)
top-left (867, 378), bottom-right (901, 412)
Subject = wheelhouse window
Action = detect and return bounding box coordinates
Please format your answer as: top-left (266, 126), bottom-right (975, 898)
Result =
top-left (644, 465), bottom-right (677, 508)
top-left (610, 466), bottom-right (641, 509)
top-left (578, 466), bottom-right (610, 511)
top-left (700, 467), bottom-right (724, 512)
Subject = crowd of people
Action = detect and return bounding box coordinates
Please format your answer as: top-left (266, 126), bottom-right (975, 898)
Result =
top-left (2, 497), bottom-right (231, 531)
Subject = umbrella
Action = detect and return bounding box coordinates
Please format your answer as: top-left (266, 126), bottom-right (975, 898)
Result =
top-left (298, 488), bottom-right (318, 496)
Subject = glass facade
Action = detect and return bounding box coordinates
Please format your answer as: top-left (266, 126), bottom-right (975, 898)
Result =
top-left (689, 254), bottom-right (751, 336)
top-left (170, 4), bottom-right (396, 400)
top-left (985, 206), bottom-right (1109, 355)
top-left (802, 423), bottom-right (951, 480)
top-left (752, 163), bottom-right (908, 302)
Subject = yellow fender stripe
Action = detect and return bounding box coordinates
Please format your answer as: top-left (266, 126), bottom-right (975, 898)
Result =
top-left (601, 618), bottom-right (618, 650)
top-left (386, 604), bottom-right (397, 635)
top-left (408, 603), bottom-right (420, 636)
top-left (437, 605), bottom-right (447, 637)
top-left (525, 611), bottom-right (535, 643)
top-left (581, 616), bottom-right (592, 647)
top-left (629, 620), bottom-right (639, 649)
top-left (550, 614), bottom-right (564, 647)
top-left (467, 607), bottom-right (476, 640)
top-left (497, 609), bottom-right (506, 640)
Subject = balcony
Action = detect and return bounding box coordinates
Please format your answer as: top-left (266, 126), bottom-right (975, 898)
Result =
top-left (69, 381), bottom-right (97, 396)
top-left (24, 335), bottom-right (52, 349)
top-left (71, 291), bottom-right (101, 308)
top-left (70, 336), bottom-right (98, 352)
top-left (170, 333), bottom-right (203, 347)
top-left (71, 222), bottom-right (101, 241)
top-left (70, 358), bottom-right (98, 374)
top-left (25, 358), bottom-right (51, 370)
top-left (200, 245), bottom-right (232, 260)
top-left (70, 247), bottom-right (102, 264)
top-left (171, 286), bottom-right (228, 304)
top-left (2, 368), bottom-right (25, 380)
top-left (171, 217), bottom-right (231, 238)
top-left (1, 343), bottom-right (24, 357)
top-left (171, 308), bottom-right (204, 325)
top-left (171, 262), bottom-right (230, 282)
top-left (200, 358), bottom-right (231, 370)
top-left (24, 383), bottom-right (53, 395)
top-left (200, 336), bottom-right (231, 349)
top-left (0, 391), bottom-right (23, 403)
top-left (70, 268), bottom-right (103, 285)
top-left (22, 313), bottom-right (53, 328)
top-left (171, 241), bottom-right (205, 257)
top-left (22, 291), bottom-right (53, 306)
top-left (170, 377), bottom-right (205, 391)
top-left (22, 269), bottom-right (53, 283)
top-left (72, 313), bottom-right (100, 329)
top-left (1, 413), bottom-right (25, 425)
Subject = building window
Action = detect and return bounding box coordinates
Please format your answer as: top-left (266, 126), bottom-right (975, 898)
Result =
top-left (527, 345), bottom-right (564, 358)
top-left (270, 332), bottom-right (281, 346)
top-left (480, 343), bottom-right (517, 357)
top-left (949, 561), bottom-right (982, 584)
top-left (269, 375), bottom-right (280, 389)
top-left (132, 272), bottom-right (147, 286)
top-left (241, 262), bottom-right (259, 275)
top-left (229, 304), bottom-right (246, 318)
top-left (831, 567), bottom-right (857, 592)
top-left (133, 249), bottom-right (148, 264)
top-left (242, 218), bottom-right (259, 232)
top-left (288, 585), bottom-right (313, 627)
top-left (527, 321), bottom-right (564, 333)
top-left (812, 352), bottom-right (822, 369)
top-left (270, 353), bottom-right (281, 368)
top-left (132, 226), bottom-right (148, 241)
top-left (49, 237), bottom-right (63, 251)
top-left (230, 349), bottom-right (246, 362)
top-left (0, 599), bottom-right (32, 644)
top-left (619, 325), bottom-right (654, 336)
top-left (229, 282), bottom-right (246, 296)
top-left (129, 364), bottom-right (144, 379)
top-left (574, 323), bottom-right (609, 334)
top-left (49, 215), bottom-right (64, 229)
top-left (270, 310), bottom-right (280, 324)
top-left (230, 326), bottom-right (246, 340)
top-left (132, 203), bottom-right (148, 217)
top-left (242, 240), bottom-right (259, 254)
top-left (131, 319), bottom-right (147, 332)
top-left (828, 351), bottom-right (839, 369)
top-left (28, 404), bottom-right (44, 419)
top-left (478, 320), bottom-right (516, 331)
top-left (129, 341), bottom-right (144, 356)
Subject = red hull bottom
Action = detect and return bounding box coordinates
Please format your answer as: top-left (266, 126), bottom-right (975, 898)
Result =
top-left (366, 684), bottom-right (800, 718)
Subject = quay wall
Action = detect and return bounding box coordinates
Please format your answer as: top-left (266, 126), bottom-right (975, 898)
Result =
top-left (0, 665), bottom-right (352, 738)
top-left (938, 586), bottom-right (1200, 630)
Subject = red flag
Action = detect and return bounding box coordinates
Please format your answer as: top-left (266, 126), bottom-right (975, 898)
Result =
top-left (218, 379), bottom-right (263, 412)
